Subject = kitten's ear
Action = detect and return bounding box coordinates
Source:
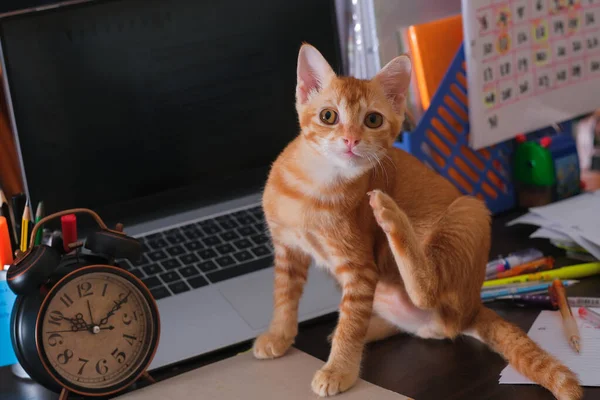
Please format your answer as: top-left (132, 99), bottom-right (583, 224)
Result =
top-left (296, 44), bottom-right (335, 105)
top-left (374, 55), bottom-right (412, 113)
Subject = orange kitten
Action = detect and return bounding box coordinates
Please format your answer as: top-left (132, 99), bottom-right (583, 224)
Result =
top-left (252, 43), bottom-right (582, 400)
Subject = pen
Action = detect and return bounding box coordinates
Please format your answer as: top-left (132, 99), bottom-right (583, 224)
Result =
top-left (480, 280), bottom-right (578, 301)
top-left (549, 279), bottom-right (580, 353)
top-left (0, 190), bottom-right (17, 253)
top-left (487, 257), bottom-right (555, 280)
top-left (19, 202), bottom-right (32, 253)
top-left (34, 201), bottom-right (44, 246)
top-left (483, 262), bottom-right (600, 287)
top-left (578, 307), bottom-right (600, 328)
top-left (493, 295), bottom-right (600, 308)
top-left (485, 248), bottom-right (544, 276)
top-left (11, 193), bottom-right (25, 243)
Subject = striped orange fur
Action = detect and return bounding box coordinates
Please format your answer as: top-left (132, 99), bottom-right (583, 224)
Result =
top-left (252, 43), bottom-right (582, 399)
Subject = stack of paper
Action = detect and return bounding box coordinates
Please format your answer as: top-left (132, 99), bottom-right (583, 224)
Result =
top-left (499, 307), bottom-right (600, 386)
top-left (507, 191), bottom-right (600, 260)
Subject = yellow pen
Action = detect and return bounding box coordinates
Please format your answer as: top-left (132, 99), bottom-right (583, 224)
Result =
top-left (483, 262), bottom-right (600, 287)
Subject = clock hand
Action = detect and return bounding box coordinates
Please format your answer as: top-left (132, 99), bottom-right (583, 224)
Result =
top-left (87, 300), bottom-right (95, 326)
top-left (45, 326), bottom-right (115, 334)
top-left (99, 291), bottom-right (132, 326)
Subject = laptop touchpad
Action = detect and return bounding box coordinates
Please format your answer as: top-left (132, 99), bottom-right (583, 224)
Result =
top-left (218, 266), bottom-right (341, 331)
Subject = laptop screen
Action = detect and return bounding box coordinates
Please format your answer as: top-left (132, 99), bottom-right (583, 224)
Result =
top-left (0, 0), bottom-right (341, 225)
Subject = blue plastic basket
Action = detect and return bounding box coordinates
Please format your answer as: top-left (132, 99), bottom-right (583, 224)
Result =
top-left (394, 43), bottom-right (516, 214)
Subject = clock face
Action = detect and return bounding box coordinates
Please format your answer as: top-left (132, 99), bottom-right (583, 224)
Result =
top-left (36, 265), bottom-right (159, 396)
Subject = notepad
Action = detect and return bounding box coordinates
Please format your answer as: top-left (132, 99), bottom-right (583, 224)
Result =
top-left (499, 307), bottom-right (600, 386)
top-left (116, 348), bottom-right (412, 400)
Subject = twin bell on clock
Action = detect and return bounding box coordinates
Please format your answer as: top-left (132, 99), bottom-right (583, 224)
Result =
top-left (6, 208), bottom-right (161, 399)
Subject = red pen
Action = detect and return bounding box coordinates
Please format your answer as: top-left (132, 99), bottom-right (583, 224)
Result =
top-left (61, 214), bottom-right (77, 252)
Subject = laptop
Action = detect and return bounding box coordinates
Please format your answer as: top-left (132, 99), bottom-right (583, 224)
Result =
top-left (0, 0), bottom-right (343, 370)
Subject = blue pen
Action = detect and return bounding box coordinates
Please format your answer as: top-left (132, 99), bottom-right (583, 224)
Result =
top-left (481, 280), bottom-right (578, 300)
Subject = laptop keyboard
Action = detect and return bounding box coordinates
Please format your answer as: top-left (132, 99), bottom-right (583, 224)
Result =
top-left (116, 205), bottom-right (274, 300)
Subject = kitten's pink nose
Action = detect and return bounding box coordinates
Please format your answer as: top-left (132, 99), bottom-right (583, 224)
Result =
top-left (343, 137), bottom-right (361, 149)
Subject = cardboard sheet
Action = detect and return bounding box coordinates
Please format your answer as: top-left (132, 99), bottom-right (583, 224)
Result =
top-left (117, 348), bottom-right (412, 399)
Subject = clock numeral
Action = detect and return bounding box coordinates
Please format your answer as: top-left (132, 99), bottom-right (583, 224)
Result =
top-left (47, 333), bottom-right (64, 347)
top-left (77, 358), bottom-right (89, 375)
top-left (48, 311), bottom-right (64, 326)
top-left (122, 311), bottom-right (138, 326)
top-left (96, 359), bottom-right (109, 375)
top-left (60, 293), bottom-right (74, 307)
top-left (102, 283), bottom-right (108, 297)
top-left (123, 334), bottom-right (137, 346)
top-left (77, 282), bottom-right (93, 298)
top-left (111, 348), bottom-right (127, 364)
top-left (57, 349), bottom-right (73, 365)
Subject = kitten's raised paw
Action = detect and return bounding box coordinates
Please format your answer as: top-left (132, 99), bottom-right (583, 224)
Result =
top-left (368, 190), bottom-right (403, 234)
top-left (311, 366), bottom-right (359, 397)
top-left (252, 332), bottom-right (293, 359)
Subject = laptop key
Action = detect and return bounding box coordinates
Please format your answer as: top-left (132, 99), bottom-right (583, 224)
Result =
top-left (160, 271), bottom-right (181, 283)
top-left (169, 281), bottom-right (190, 294)
top-left (166, 245), bottom-right (186, 257)
top-left (151, 286), bottom-right (171, 300)
top-left (148, 250), bottom-right (168, 261)
top-left (179, 265), bottom-right (200, 278)
top-left (216, 255), bottom-right (235, 267)
top-left (202, 225), bottom-right (222, 235)
top-left (129, 268), bottom-right (145, 279)
top-left (142, 276), bottom-right (162, 288)
top-left (219, 220), bottom-right (239, 230)
top-left (255, 222), bottom-right (265, 232)
top-left (161, 258), bottom-right (182, 270)
top-left (233, 238), bottom-right (252, 249)
top-left (251, 234), bottom-right (270, 245)
top-left (188, 276), bottom-right (209, 289)
top-left (180, 253), bottom-right (199, 265)
top-left (234, 250), bottom-right (253, 262)
top-left (216, 244), bottom-right (235, 255)
top-left (198, 248), bottom-right (218, 260)
top-left (166, 233), bottom-right (186, 244)
top-left (146, 233), bottom-right (163, 241)
top-left (197, 261), bottom-right (218, 272)
top-left (184, 240), bottom-right (204, 251)
top-left (206, 256), bottom-right (274, 283)
top-left (183, 229), bottom-right (203, 240)
top-left (148, 238), bottom-right (168, 249)
top-left (232, 210), bottom-right (249, 218)
top-left (220, 230), bottom-right (239, 241)
top-left (132, 254), bottom-right (150, 266)
top-left (203, 236), bottom-right (222, 247)
top-left (236, 215), bottom-right (255, 226)
top-left (118, 259), bottom-right (135, 270)
top-left (143, 264), bottom-right (164, 276)
top-left (251, 246), bottom-right (270, 257)
top-left (237, 226), bottom-right (256, 236)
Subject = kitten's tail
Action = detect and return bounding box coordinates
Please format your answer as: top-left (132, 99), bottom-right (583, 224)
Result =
top-left (470, 306), bottom-right (582, 400)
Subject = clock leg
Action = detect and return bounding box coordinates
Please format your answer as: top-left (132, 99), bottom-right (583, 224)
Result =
top-left (141, 371), bottom-right (156, 384)
top-left (58, 388), bottom-right (70, 400)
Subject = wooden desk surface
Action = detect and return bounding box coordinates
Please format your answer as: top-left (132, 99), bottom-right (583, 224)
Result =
top-left (1, 211), bottom-right (599, 400)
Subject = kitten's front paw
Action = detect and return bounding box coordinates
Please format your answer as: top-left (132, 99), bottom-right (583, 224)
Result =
top-left (253, 332), bottom-right (293, 359)
top-left (311, 365), bottom-right (359, 397)
top-left (368, 189), bottom-right (403, 234)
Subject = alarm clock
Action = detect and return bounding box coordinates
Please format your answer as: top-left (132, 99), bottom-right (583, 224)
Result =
top-left (7, 208), bottom-right (160, 399)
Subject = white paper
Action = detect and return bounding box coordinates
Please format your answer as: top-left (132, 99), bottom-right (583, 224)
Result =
top-left (500, 308), bottom-right (600, 386)
top-left (462, 0), bottom-right (600, 149)
top-left (530, 227), bottom-right (573, 241)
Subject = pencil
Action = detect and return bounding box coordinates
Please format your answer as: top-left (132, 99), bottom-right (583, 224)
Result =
top-left (549, 279), bottom-right (581, 353)
top-left (20, 201), bottom-right (32, 252)
top-left (34, 201), bottom-right (44, 245)
top-left (0, 189), bottom-right (17, 252)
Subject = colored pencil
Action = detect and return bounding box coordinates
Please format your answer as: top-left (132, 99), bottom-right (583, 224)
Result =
top-left (19, 201), bottom-right (32, 252)
top-left (34, 201), bottom-right (44, 245)
top-left (0, 189), bottom-right (17, 252)
top-left (480, 280), bottom-right (578, 301)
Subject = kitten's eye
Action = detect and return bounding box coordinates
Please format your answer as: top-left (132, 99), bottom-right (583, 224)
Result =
top-left (364, 112), bottom-right (383, 128)
top-left (319, 109), bottom-right (338, 125)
